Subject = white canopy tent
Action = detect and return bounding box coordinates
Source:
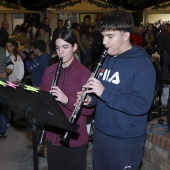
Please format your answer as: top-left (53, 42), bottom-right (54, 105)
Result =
top-left (47, 0), bottom-right (118, 30)
top-left (143, 1), bottom-right (170, 24)
top-left (47, 0), bottom-right (116, 13)
top-left (0, 2), bottom-right (40, 34)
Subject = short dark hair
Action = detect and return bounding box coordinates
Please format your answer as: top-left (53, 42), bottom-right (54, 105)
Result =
top-left (98, 9), bottom-right (134, 33)
top-left (39, 25), bottom-right (46, 32)
top-left (83, 15), bottom-right (91, 21)
top-left (56, 29), bottom-right (77, 46)
top-left (33, 39), bottom-right (46, 52)
top-left (71, 22), bottom-right (80, 30)
top-left (58, 19), bottom-right (63, 23)
top-left (44, 18), bottom-right (49, 22)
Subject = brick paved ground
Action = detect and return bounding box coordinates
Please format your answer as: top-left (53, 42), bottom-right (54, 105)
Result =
top-left (0, 120), bottom-right (158, 170)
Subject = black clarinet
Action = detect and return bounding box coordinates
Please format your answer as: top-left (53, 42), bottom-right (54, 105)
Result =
top-left (60, 50), bottom-right (107, 142)
top-left (52, 57), bottom-right (63, 86)
top-left (38, 57), bottom-right (63, 146)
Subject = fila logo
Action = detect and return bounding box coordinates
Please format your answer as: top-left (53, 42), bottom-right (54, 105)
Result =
top-left (124, 165), bottom-right (131, 169)
top-left (99, 69), bottom-right (120, 84)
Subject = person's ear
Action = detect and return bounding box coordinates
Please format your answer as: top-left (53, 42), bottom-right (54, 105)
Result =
top-left (73, 43), bottom-right (78, 52)
top-left (123, 32), bottom-right (130, 42)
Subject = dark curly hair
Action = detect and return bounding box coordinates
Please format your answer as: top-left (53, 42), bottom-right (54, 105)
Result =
top-left (6, 38), bottom-right (19, 61)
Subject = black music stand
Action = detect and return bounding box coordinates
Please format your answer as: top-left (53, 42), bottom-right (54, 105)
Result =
top-left (0, 84), bottom-right (77, 170)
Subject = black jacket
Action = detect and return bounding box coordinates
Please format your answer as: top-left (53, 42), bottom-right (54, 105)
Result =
top-left (0, 27), bottom-right (9, 47)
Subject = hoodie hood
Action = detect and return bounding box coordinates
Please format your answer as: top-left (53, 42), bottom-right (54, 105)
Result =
top-left (116, 45), bottom-right (151, 61)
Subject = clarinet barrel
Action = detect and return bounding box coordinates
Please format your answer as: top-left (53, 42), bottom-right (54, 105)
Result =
top-left (60, 50), bottom-right (107, 142)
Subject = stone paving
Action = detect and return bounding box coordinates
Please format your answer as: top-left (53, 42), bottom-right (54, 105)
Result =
top-left (0, 120), bottom-right (159, 170)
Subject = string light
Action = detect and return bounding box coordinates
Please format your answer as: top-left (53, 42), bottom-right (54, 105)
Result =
top-left (0, 1), bottom-right (20, 9)
top-left (51, 0), bottom-right (117, 10)
top-left (152, 3), bottom-right (170, 10)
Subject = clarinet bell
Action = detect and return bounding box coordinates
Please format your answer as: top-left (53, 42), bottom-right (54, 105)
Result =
top-left (60, 132), bottom-right (70, 143)
top-left (38, 129), bottom-right (46, 146)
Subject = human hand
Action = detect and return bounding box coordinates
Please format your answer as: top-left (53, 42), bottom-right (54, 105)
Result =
top-left (83, 77), bottom-right (104, 97)
top-left (50, 86), bottom-right (68, 104)
top-left (76, 91), bottom-right (92, 106)
top-left (12, 81), bottom-right (20, 85)
top-left (0, 72), bottom-right (7, 79)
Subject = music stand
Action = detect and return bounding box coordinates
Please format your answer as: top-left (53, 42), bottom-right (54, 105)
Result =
top-left (0, 84), bottom-right (77, 170)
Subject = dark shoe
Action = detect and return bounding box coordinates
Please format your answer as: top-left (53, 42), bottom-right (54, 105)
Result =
top-left (0, 132), bottom-right (7, 138)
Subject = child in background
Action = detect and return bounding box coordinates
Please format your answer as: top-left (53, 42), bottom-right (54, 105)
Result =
top-left (6, 38), bottom-right (24, 84)
top-left (25, 39), bottom-right (51, 88)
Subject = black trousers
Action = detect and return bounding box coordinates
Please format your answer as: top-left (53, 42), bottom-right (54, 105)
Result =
top-left (161, 51), bottom-right (170, 78)
top-left (46, 141), bottom-right (87, 170)
top-left (93, 128), bottom-right (145, 170)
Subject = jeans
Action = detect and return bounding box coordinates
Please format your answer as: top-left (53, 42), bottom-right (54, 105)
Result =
top-left (81, 48), bottom-right (92, 67)
top-left (0, 97), bottom-right (8, 133)
top-left (161, 51), bottom-right (170, 78)
top-left (0, 111), bottom-right (8, 132)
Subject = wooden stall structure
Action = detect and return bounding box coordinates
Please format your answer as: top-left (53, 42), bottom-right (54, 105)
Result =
top-left (0, 1), bottom-right (40, 34)
top-left (143, 1), bottom-right (170, 24)
top-left (47, 0), bottom-right (118, 30)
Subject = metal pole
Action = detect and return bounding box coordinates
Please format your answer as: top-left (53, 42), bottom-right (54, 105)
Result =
top-left (31, 119), bottom-right (38, 170)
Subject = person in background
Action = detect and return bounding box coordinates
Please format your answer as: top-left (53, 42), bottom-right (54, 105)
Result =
top-left (0, 43), bottom-right (13, 138)
top-left (25, 39), bottom-right (51, 88)
top-left (52, 19), bottom-right (68, 52)
top-left (78, 10), bottom-right (156, 170)
top-left (64, 19), bottom-right (71, 29)
top-left (36, 18), bottom-right (51, 40)
top-left (81, 25), bottom-right (93, 68)
top-left (21, 21), bottom-right (29, 33)
top-left (130, 25), bottom-right (143, 46)
top-left (40, 29), bottom-right (94, 170)
top-left (22, 51), bottom-right (35, 86)
top-left (90, 24), bottom-right (104, 70)
top-left (0, 20), bottom-right (9, 47)
top-left (142, 23), bottom-right (157, 56)
top-left (6, 39), bottom-right (24, 85)
top-left (37, 26), bottom-right (50, 54)
top-left (41, 18), bottom-right (52, 38)
top-left (36, 18), bottom-right (52, 53)
top-left (30, 19), bottom-right (38, 40)
top-left (157, 23), bottom-right (170, 78)
top-left (70, 22), bottom-right (85, 60)
top-left (9, 27), bottom-right (26, 51)
top-left (80, 15), bottom-right (91, 35)
top-left (25, 24), bottom-right (33, 42)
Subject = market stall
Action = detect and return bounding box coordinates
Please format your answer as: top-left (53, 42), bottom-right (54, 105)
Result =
top-left (47, 0), bottom-right (118, 30)
top-left (0, 1), bottom-right (40, 34)
top-left (143, 1), bottom-right (170, 24)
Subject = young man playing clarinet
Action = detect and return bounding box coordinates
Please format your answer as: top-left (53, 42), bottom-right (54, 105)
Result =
top-left (78, 9), bottom-right (156, 170)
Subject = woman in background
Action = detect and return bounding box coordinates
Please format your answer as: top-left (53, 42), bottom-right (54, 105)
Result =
top-left (6, 38), bottom-right (24, 84)
top-left (37, 26), bottom-right (50, 54)
top-left (70, 22), bottom-right (85, 60)
top-left (81, 25), bottom-right (93, 68)
top-left (142, 23), bottom-right (157, 56)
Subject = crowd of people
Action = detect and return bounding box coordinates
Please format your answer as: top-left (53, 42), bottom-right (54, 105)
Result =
top-left (0, 10), bottom-right (169, 170)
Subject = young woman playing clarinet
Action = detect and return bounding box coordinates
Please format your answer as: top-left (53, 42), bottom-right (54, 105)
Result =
top-left (40, 29), bottom-right (94, 170)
